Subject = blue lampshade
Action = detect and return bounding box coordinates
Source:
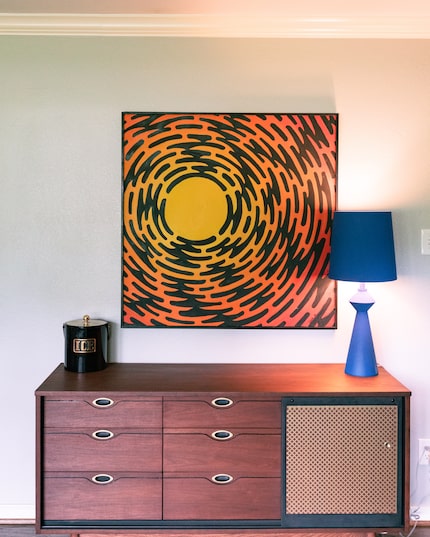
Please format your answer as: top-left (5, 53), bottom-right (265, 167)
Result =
top-left (328, 211), bottom-right (397, 283)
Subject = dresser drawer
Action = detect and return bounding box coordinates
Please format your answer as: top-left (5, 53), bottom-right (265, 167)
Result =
top-left (43, 472), bottom-right (161, 521)
top-left (44, 430), bottom-right (162, 472)
top-left (164, 399), bottom-right (280, 428)
top-left (163, 476), bottom-right (280, 520)
top-left (164, 431), bottom-right (280, 475)
top-left (43, 398), bottom-right (161, 428)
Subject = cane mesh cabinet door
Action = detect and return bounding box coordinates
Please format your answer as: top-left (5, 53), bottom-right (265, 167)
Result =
top-left (282, 396), bottom-right (405, 529)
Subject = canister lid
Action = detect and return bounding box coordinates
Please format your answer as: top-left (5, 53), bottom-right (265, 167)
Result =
top-left (64, 315), bottom-right (107, 328)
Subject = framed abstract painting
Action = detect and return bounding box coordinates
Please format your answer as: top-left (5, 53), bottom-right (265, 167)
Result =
top-left (122, 113), bottom-right (338, 328)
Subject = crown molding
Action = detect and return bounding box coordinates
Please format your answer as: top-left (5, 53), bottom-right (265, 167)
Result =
top-left (0, 13), bottom-right (429, 38)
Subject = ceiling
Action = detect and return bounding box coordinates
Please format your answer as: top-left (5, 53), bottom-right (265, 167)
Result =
top-left (0, 0), bottom-right (429, 37)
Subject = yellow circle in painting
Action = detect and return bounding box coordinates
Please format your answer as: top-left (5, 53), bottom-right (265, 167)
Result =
top-left (165, 178), bottom-right (228, 240)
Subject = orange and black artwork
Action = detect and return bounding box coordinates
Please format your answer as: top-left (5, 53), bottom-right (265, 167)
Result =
top-left (122, 113), bottom-right (337, 328)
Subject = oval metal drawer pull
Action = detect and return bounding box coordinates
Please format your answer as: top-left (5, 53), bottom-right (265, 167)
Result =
top-left (92, 398), bottom-right (114, 407)
top-left (211, 397), bottom-right (233, 408)
top-left (211, 474), bottom-right (233, 484)
top-left (211, 430), bottom-right (233, 441)
top-left (92, 474), bottom-right (113, 484)
top-left (92, 429), bottom-right (114, 440)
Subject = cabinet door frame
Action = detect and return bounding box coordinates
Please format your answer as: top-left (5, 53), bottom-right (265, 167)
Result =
top-left (281, 395), bottom-right (405, 529)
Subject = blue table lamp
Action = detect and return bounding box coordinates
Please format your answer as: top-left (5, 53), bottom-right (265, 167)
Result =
top-left (328, 211), bottom-right (397, 377)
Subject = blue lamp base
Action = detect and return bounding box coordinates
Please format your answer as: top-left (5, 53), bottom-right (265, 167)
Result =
top-left (345, 301), bottom-right (378, 377)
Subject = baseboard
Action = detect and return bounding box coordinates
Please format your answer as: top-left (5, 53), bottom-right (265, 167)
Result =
top-left (0, 504), bottom-right (428, 528)
top-left (412, 505), bottom-right (430, 524)
top-left (0, 504), bottom-right (35, 521)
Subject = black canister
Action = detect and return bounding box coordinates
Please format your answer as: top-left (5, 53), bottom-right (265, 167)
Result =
top-left (63, 315), bottom-right (109, 372)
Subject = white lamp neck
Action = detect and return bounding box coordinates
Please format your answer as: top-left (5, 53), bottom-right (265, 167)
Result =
top-left (350, 282), bottom-right (375, 304)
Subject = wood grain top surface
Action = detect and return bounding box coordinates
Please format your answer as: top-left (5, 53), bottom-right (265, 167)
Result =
top-left (35, 363), bottom-right (410, 396)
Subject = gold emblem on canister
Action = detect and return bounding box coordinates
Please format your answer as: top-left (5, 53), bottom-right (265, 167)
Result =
top-left (73, 338), bottom-right (96, 353)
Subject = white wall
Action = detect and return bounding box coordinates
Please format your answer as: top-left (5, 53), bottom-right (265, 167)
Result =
top-left (1, 36), bottom-right (430, 520)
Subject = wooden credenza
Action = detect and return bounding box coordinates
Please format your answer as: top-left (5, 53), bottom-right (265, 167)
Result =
top-left (35, 363), bottom-right (410, 537)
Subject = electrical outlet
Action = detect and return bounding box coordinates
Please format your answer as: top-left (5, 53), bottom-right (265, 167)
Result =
top-left (419, 438), bottom-right (430, 465)
top-left (421, 229), bottom-right (430, 255)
